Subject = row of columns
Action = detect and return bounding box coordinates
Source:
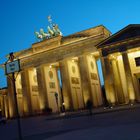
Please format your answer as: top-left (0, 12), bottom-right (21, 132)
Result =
top-left (7, 54), bottom-right (103, 118)
top-left (7, 50), bottom-right (138, 118)
top-left (101, 50), bottom-right (136, 105)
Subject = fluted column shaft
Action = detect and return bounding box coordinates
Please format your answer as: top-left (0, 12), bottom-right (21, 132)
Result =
top-left (101, 57), bottom-right (116, 104)
top-left (121, 52), bottom-right (135, 102)
top-left (21, 69), bottom-right (32, 116)
top-left (59, 60), bottom-right (73, 110)
top-left (36, 66), bottom-right (48, 111)
top-left (111, 59), bottom-right (125, 104)
top-left (78, 56), bottom-right (92, 105)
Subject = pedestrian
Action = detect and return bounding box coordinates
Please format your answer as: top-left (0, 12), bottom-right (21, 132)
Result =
top-left (86, 99), bottom-right (93, 115)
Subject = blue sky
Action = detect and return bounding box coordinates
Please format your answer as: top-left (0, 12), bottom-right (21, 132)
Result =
top-left (0, 0), bottom-right (140, 87)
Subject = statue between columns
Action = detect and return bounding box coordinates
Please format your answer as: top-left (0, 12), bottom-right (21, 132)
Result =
top-left (35, 15), bottom-right (62, 41)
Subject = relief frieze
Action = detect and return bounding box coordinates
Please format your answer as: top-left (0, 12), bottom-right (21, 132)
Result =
top-left (72, 86), bottom-right (80, 89)
top-left (32, 85), bottom-right (38, 92)
top-left (90, 73), bottom-right (98, 80)
top-left (71, 77), bottom-right (79, 84)
top-left (49, 82), bottom-right (55, 88)
top-left (17, 88), bottom-right (22, 94)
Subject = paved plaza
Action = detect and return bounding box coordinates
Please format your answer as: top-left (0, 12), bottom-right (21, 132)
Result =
top-left (0, 105), bottom-right (140, 140)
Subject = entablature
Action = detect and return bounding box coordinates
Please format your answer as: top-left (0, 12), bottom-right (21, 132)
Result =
top-left (14, 25), bottom-right (110, 59)
top-left (100, 37), bottom-right (140, 57)
top-left (20, 34), bottom-right (107, 69)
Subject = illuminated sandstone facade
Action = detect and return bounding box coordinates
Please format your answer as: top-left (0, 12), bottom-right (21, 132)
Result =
top-left (98, 24), bottom-right (140, 105)
top-left (0, 88), bottom-right (8, 118)
top-left (1, 24), bottom-right (140, 118)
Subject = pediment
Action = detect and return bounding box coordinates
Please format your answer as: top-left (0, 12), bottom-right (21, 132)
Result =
top-left (98, 24), bottom-right (140, 47)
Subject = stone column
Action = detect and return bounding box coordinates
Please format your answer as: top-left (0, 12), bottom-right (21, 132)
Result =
top-left (59, 60), bottom-right (73, 110)
top-left (111, 59), bottom-right (125, 104)
top-left (78, 55), bottom-right (92, 105)
top-left (121, 51), bottom-right (135, 102)
top-left (7, 76), bottom-right (16, 118)
top-left (101, 56), bottom-right (116, 105)
top-left (0, 95), bottom-right (5, 116)
top-left (95, 58), bottom-right (103, 106)
top-left (36, 66), bottom-right (48, 111)
top-left (4, 95), bottom-right (9, 118)
top-left (21, 69), bottom-right (32, 116)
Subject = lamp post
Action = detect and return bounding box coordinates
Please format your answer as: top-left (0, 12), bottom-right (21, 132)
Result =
top-left (5, 52), bottom-right (22, 140)
top-left (54, 92), bottom-right (59, 113)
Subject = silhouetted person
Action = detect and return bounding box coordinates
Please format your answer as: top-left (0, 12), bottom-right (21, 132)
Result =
top-left (102, 85), bottom-right (109, 107)
top-left (86, 99), bottom-right (93, 115)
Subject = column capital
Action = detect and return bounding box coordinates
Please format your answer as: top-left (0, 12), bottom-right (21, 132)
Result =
top-left (102, 49), bottom-right (109, 57)
top-left (34, 65), bottom-right (41, 70)
top-left (119, 46), bottom-right (127, 53)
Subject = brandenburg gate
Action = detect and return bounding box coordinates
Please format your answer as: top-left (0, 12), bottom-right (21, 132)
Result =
top-left (1, 23), bottom-right (140, 118)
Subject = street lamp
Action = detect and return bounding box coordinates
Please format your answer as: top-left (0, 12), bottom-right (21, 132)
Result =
top-left (5, 52), bottom-right (23, 140)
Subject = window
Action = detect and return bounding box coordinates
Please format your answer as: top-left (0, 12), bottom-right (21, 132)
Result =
top-left (135, 57), bottom-right (140, 66)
